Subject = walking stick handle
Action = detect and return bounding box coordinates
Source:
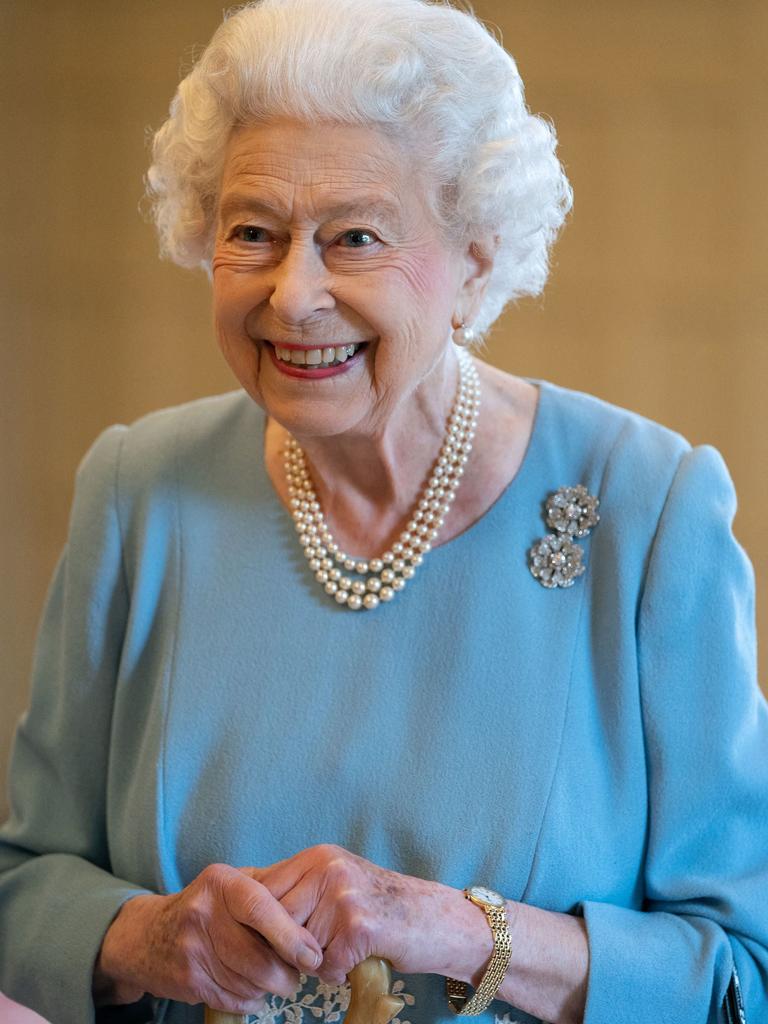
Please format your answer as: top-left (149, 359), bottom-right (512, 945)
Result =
top-left (203, 955), bottom-right (404, 1024)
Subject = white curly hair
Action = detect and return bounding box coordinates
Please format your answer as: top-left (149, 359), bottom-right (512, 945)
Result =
top-left (146, 0), bottom-right (573, 336)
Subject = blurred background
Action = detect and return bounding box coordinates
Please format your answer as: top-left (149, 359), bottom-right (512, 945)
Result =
top-left (1, 0), bottom-right (766, 1015)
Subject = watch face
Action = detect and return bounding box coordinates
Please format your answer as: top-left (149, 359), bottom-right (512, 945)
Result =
top-left (468, 885), bottom-right (504, 908)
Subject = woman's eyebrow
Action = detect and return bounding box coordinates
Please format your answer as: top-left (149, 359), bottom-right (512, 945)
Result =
top-left (324, 199), bottom-right (403, 229)
top-left (218, 192), bottom-right (403, 229)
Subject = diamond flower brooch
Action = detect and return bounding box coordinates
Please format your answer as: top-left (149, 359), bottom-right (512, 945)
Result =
top-left (529, 484), bottom-right (600, 589)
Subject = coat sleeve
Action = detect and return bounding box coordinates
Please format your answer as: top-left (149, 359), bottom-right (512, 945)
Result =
top-left (0, 426), bottom-right (156, 1024)
top-left (579, 444), bottom-right (768, 1023)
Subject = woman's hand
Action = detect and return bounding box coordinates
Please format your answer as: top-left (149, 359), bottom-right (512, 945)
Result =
top-left (93, 862), bottom-right (324, 1014)
top-left (243, 844), bottom-right (493, 987)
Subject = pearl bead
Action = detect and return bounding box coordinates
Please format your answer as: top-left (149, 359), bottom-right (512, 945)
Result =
top-left (402, 565), bottom-right (415, 579)
top-left (363, 593), bottom-right (380, 609)
top-left (366, 577), bottom-right (382, 592)
top-left (308, 558), bottom-right (321, 571)
top-left (379, 586), bottom-right (395, 602)
top-left (340, 576), bottom-right (352, 590)
top-left (304, 547), bottom-right (316, 558)
top-left (391, 577), bottom-right (406, 591)
top-left (392, 558), bottom-right (405, 572)
top-left (335, 589), bottom-right (349, 604)
top-left (351, 581), bottom-right (366, 595)
top-left (329, 568), bottom-right (342, 581)
top-left (315, 570), bottom-right (329, 583)
top-left (324, 581), bottom-right (338, 595)
top-left (355, 561), bottom-right (369, 574)
top-left (410, 553), bottom-right (423, 566)
top-left (344, 559), bottom-right (356, 571)
top-left (347, 593), bottom-right (363, 610)
top-left (392, 542), bottom-right (403, 554)
top-left (369, 558), bottom-right (384, 573)
top-left (321, 557), bottom-right (333, 570)
top-left (380, 569), bottom-right (395, 583)
top-left (382, 551), bottom-right (394, 564)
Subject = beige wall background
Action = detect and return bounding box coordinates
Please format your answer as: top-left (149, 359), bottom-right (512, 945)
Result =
top-left (2, 0), bottom-right (766, 843)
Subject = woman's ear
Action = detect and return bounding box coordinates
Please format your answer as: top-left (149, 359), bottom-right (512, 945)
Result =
top-left (455, 233), bottom-right (499, 325)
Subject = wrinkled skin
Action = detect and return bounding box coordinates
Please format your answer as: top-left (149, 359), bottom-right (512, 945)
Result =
top-left (241, 843), bottom-right (484, 987)
top-left (94, 847), bottom-right (484, 1016)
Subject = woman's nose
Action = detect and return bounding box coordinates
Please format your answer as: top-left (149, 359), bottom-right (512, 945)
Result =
top-left (268, 241), bottom-right (335, 323)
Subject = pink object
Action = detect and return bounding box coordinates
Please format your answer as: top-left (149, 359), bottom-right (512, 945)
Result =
top-left (0, 993), bottom-right (49, 1023)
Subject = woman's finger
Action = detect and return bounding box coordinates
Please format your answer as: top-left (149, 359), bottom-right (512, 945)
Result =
top-left (199, 970), bottom-right (269, 1016)
top-left (219, 865), bottom-right (323, 973)
top-left (210, 916), bottom-right (304, 998)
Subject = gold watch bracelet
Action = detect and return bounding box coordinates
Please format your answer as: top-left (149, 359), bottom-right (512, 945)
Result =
top-left (446, 899), bottom-right (513, 1015)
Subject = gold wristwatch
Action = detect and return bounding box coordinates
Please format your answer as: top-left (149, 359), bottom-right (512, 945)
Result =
top-left (446, 886), bottom-right (513, 1016)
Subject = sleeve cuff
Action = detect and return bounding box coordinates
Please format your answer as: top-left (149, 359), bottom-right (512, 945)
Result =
top-left (579, 900), bottom-right (732, 1024)
top-left (1, 854), bottom-right (152, 1024)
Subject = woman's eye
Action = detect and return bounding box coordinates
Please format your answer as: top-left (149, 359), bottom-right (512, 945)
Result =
top-left (338, 229), bottom-right (378, 248)
top-left (234, 225), bottom-right (269, 243)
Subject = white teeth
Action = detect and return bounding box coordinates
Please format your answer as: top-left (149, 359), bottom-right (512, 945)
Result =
top-left (272, 341), bottom-right (363, 368)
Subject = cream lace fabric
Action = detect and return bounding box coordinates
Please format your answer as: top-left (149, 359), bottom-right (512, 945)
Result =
top-left (243, 974), bottom-right (530, 1024)
top-left (245, 974), bottom-right (415, 1024)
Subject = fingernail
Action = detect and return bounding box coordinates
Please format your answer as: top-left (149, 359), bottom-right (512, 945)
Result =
top-left (298, 944), bottom-right (322, 971)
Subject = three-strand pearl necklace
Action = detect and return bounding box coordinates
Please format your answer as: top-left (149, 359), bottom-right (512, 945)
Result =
top-left (285, 348), bottom-right (481, 610)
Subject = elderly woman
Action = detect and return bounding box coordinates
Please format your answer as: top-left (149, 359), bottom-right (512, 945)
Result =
top-left (1, 1), bottom-right (766, 1023)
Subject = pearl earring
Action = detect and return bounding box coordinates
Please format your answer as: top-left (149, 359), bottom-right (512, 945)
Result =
top-left (452, 321), bottom-right (475, 348)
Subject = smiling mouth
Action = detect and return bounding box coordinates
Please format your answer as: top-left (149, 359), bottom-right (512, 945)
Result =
top-left (266, 341), bottom-right (367, 369)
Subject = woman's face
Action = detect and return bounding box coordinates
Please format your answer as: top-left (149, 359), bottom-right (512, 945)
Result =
top-left (212, 119), bottom-right (484, 440)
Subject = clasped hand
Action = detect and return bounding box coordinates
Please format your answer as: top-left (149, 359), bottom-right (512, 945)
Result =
top-left (100, 843), bottom-right (481, 1016)
top-left (243, 843), bottom-right (455, 985)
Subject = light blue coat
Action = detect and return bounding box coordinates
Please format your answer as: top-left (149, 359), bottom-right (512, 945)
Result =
top-left (1, 379), bottom-right (766, 1024)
